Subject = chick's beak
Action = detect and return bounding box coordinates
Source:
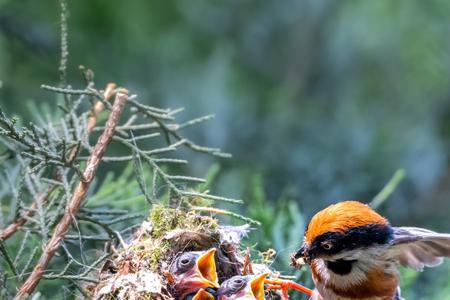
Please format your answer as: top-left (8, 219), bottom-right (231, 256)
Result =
top-left (195, 248), bottom-right (219, 289)
top-left (250, 273), bottom-right (268, 300)
top-left (192, 289), bottom-right (215, 300)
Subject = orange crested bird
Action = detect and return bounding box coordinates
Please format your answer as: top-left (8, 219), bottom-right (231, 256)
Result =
top-left (169, 248), bottom-right (219, 300)
top-left (292, 201), bottom-right (450, 300)
top-left (216, 273), bottom-right (268, 300)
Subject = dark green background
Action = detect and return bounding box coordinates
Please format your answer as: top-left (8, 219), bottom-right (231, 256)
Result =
top-left (1, 1), bottom-right (450, 299)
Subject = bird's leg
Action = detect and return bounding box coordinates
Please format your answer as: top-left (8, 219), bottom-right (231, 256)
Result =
top-left (265, 278), bottom-right (313, 299)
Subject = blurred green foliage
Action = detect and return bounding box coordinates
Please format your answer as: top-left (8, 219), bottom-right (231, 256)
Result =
top-left (1, 0), bottom-right (450, 299)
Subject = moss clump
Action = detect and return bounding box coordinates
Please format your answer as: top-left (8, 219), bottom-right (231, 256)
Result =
top-left (146, 240), bottom-right (168, 271)
top-left (149, 205), bottom-right (187, 239)
top-left (149, 204), bottom-right (218, 239)
top-left (120, 205), bottom-right (220, 272)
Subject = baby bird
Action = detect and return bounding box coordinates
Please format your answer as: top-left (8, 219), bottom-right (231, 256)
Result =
top-left (217, 273), bottom-right (267, 300)
top-left (187, 289), bottom-right (216, 300)
top-left (169, 248), bottom-right (219, 300)
top-left (292, 201), bottom-right (450, 300)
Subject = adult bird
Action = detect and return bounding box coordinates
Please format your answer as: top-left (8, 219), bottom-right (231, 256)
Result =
top-left (169, 248), bottom-right (220, 300)
top-left (217, 273), bottom-right (267, 300)
top-left (292, 200), bottom-right (450, 300)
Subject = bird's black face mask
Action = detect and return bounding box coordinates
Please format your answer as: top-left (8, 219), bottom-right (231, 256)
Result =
top-left (292, 244), bottom-right (314, 266)
top-left (292, 223), bottom-right (394, 267)
top-left (295, 245), bottom-right (307, 259)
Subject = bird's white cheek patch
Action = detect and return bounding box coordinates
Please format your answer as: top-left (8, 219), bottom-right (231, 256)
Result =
top-left (314, 259), bottom-right (369, 290)
top-left (313, 281), bottom-right (338, 300)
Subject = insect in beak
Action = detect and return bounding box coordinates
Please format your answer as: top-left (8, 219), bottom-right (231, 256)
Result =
top-left (291, 245), bottom-right (311, 268)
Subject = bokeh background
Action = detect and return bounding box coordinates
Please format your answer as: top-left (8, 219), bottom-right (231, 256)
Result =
top-left (1, 0), bottom-right (450, 299)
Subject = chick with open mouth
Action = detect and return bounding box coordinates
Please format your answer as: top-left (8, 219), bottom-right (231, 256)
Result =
top-left (216, 273), bottom-right (268, 300)
top-left (169, 248), bottom-right (219, 300)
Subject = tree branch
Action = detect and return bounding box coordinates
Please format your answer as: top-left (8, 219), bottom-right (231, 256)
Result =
top-left (0, 84), bottom-right (116, 242)
top-left (14, 89), bottom-right (128, 299)
top-left (0, 186), bottom-right (55, 241)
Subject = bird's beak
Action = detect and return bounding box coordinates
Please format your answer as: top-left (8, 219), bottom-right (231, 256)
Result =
top-left (195, 248), bottom-right (219, 289)
top-left (192, 289), bottom-right (215, 300)
top-left (249, 273), bottom-right (269, 300)
top-left (293, 245), bottom-right (311, 266)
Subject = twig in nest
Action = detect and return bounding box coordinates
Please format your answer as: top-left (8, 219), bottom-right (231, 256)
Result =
top-left (242, 247), bottom-right (254, 275)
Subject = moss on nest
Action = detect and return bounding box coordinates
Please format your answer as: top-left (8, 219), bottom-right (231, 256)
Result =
top-left (93, 204), bottom-right (230, 299)
top-left (149, 204), bottom-right (218, 239)
top-left (146, 241), bottom-right (168, 271)
top-left (143, 205), bottom-right (220, 271)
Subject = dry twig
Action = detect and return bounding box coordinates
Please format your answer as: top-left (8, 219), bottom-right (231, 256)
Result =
top-left (14, 90), bottom-right (128, 299)
top-left (0, 84), bottom-right (116, 242)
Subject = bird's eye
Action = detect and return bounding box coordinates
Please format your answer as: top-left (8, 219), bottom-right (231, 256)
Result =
top-left (174, 253), bottom-right (195, 273)
top-left (230, 277), bottom-right (246, 291)
top-left (221, 276), bottom-right (248, 296)
top-left (321, 241), bottom-right (333, 250)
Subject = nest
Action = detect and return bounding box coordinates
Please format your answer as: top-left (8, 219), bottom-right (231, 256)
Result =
top-left (90, 205), bottom-right (273, 300)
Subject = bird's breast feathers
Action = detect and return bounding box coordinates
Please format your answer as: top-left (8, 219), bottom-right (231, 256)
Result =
top-left (311, 257), bottom-right (399, 300)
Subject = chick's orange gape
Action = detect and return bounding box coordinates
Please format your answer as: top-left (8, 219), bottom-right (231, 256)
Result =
top-left (169, 248), bottom-right (219, 300)
top-left (292, 201), bottom-right (450, 300)
top-left (168, 247), bottom-right (313, 300)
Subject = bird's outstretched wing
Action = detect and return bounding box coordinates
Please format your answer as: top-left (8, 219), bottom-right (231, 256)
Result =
top-left (388, 227), bottom-right (450, 271)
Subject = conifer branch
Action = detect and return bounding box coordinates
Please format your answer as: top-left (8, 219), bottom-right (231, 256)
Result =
top-left (0, 83), bottom-right (117, 242)
top-left (58, 0), bottom-right (69, 86)
top-left (113, 135), bottom-right (241, 205)
top-left (14, 90), bottom-right (128, 299)
top-left (1, 6), bottom-right (244, 296)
